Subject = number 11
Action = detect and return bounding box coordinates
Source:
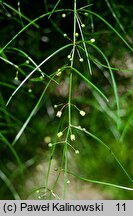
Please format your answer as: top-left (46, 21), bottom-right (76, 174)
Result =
top-left (116, 203), bottom-right (126, 211)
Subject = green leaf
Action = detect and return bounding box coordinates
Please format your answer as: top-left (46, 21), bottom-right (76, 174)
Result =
top-left (71, 66), bottom-right (109, 102)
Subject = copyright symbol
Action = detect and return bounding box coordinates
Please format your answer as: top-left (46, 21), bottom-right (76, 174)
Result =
top-left (3, 203), bottom-right (16, 213)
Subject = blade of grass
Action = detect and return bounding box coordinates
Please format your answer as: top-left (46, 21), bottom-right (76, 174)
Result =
top-left (0, 82), bottom-right (15, 89)
top-left (0, 46), bottom-right (8, 59)
top-left (7, 47), bottom-right (44, 76)
top-left (17, 0), bottom-right (24, 27)
top-left (78, 4), bottom-right (93, 10)
top-left (91, 44), bottom-right (120, 128)
top-left (71, 66), bottom-right (109, 102)
top-left (88, 53), bottom-right (133, 73)
top-left (72, 125), bottom-right (133, 183)
top-left (48, 0), bottom-right (62, 19)
top-left (11, 80), bottom-right (51, 146)
top-left (92, 92), bottom-right (118, 125)
top-left (78, 43), bottom-right (121, 127)
top-left (0, 93), bottom-right (10, 124)
top-left (105, 0), bottom-right (126, 35)
top-left (3, 2), bottom-right (39, 28)
top-left (82, 9), bottom-right (133, 52)
top-left (6, 44), bottom-right (72, 106)
top-left (44, 0), bottom-right (65, 35)
top-left (0, 56), bottom-right (29, 77)
top-left (0, 56), bottom-right (18, 69)
top-left (0, 1), bottom-right (11, 17)
top-left (0, 132), bottom-right (23, 176)
top-left (0, 170), bottom-right (20, 199)
top-left (87, 42), bottom-right (120, 128)
top-left (120, 113), bottom-right (133, 142)
top-left (76, 14), bottom-right (92, 75)
top-left (69, 171), bottom-right (133, 191)
top-left (0, 9), bottom-right (72, 54)
top-left (0, 107), bottom-right (22, 126)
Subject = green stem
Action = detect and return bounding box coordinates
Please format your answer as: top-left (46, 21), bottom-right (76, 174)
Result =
top-left (6, 44), bottom-right (72, 106)
top-left (63, 0), bottom-right (77, 199)
top-left (68, 73), bottom-right (73, 127)
top-left (62, 73), bottom-right (73, 199)
top-left (71, 0), bottom-right (77, 67)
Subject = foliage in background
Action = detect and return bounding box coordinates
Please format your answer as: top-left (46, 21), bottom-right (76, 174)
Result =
top-left (0, 0), bottom-right (133, 199)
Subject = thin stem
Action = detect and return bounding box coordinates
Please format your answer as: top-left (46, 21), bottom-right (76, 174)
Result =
top-left (70, 0), bottom-right (77, 67)
top-left (63, 0), bottom-right (77, 199)
top-left (62, 135), bottom-right (68, 199)
top-left (76, 14), bottom-right (92, 75)
top-left (68, 73), bottom-right (73, 127)
top-left (6, 44), bottom-right (72, 106)
top-left (12, 80), bottom-right (52, 146)
top-left (72, 125), bottom-right (133, 183)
